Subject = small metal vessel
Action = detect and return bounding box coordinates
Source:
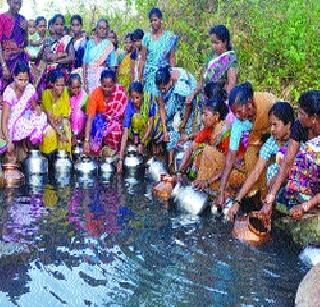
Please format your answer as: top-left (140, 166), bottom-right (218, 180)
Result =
top-left (55, 150), bottom-right (72, 174)
top-left (124, 145), bottom-right (144, 179)
top-left (146, 157), bottom-right (167, 182)
top-left (99, 157), bottom-right (114, 181)
top-left (172, 182), bottom-right (208, 215)
top-left (24, 149), bottom-right (48, 175)
top-left (74, 156), bottom-right (98, 176)
top-left (2, 163), bottom-right (25, 188)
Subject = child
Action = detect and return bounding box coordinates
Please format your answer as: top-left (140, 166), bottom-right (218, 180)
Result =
top-left (228, 101), bottom-right (295, 219)
top-left (179, 91), bottom-right (229, 181)
top-left (69, 74), bottom-right (88, 143)
top-left (117, 81), bottom-right (154, 173)
top-left (26, 19), bottom-right (41, 60)
top-left (118, 33), bottom-right (133, 91)
top-left (130, 28), bottom-right (144, 81)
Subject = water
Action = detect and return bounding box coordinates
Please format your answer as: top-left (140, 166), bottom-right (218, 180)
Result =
top-left (0, 176), bottom-right (307, 306)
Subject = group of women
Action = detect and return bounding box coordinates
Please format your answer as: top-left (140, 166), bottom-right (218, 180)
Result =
top-left (0, 1), bottom-right (318, 225)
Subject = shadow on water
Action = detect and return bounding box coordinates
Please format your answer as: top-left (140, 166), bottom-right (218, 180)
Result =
top-left (0, 175), bottom-right (308, 305)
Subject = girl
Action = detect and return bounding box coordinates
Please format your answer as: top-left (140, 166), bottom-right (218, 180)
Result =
top-left (1, 61), bottom-right (47, 162)
top-left (69, 73), bottom-right (88, 143)
top-left (40, 69), bottom-right (71, 157)
top-left (228, 101), bottom-right (295, 220)
top-left (154, 65), bottom-right (197, 168)
top-left (265, 90), bottom-right (320, 220)
top-left (117, 81), bottom-right (154, 173)
top-left (130, 28), bottom-right (144, 82)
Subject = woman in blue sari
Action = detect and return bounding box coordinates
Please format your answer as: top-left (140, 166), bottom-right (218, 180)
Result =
top-left (138, 7), bottom-right (178, 100)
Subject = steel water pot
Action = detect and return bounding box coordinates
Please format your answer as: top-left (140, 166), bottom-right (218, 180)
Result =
top-left (146, 157), bottom-right (167, 182)
top-left (74, 156), bottom-right (98, 176)
top-left (24, 149), bottom-right (48, 175)
top-left (173, 182), bottom-right (209, 215)
top-left (55, 150), bottom-right (72, 174)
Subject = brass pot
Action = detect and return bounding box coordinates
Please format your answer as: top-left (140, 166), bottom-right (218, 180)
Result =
top-left (2, 163), bottom-right (24, 188)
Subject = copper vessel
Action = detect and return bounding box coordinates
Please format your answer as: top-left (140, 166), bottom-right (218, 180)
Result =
top-left (2, 163), bottom-right (25, 188)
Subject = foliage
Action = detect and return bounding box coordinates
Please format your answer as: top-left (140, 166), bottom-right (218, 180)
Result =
top-left (70, 0), bottom-right (319, 102)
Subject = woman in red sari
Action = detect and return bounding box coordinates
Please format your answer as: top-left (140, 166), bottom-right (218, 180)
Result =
top-left (0, 0), bottom-right (28, 95)
top-left (84, 69), bottom-right (128, 156)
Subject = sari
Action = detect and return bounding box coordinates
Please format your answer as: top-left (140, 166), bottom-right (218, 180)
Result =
top-left (285, 136), bottom-right (320, 205)
top-left (142, 31), bottom-right (178, 98)
top-left (40, 87), bottom-right (72, 154)
top-left (197, 92), bottom-right (276, 195)
top-left (118, 52), bottom-right (131, 91)
top-left (83, 38), bottom-right (116, 94)
top-left (3, 84), bottom-right (48, 144)
top-left (155, 67), bottom-right (197, 151)
top-left (0, 13), bottom-right (28, 93)
top-left (70, 89), bottom-right (88, 137)
top-left (87, 85), bottom-right (128, 153)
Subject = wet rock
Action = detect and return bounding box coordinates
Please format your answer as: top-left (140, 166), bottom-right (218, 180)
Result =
top-left (295, 264), bottom-right (320, 307)
top-left (274, 209), bottom-right (320, 247)
top-left (0, 240), bottom-right (30, 264)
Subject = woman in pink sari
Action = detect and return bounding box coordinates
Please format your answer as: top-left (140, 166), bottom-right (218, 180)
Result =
top-left (1, 61), bottom-right (48, 162)
top-left (0, 0), bottom-right (28, 95)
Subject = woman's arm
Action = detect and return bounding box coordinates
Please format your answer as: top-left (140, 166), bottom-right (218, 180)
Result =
top-left (236, 157), bottom-right (267, 201)
top-left (1, 102), bottom-right (10, 142)
top-left (180, 101), bottom-right (192, 131)
top-left (157, 96), bottom-right (168, 140)
top-left (83, 115), bottom-right (93, 154)
top-left (56, 43), bottom-right (75, 64)
top-left (138, 47), bottom-right (147, 81)
top-left (179, 141), bottom-right (197, 173)
top-left (226, 67), bottom-right (238, 95)
top-left (117, 128), bottom-right (129, 173)
top-left (290, 193), bottom-right (320, 220)
top-left (169, 49), bottom-right (176, 67)
top-left (83, 63), bottom-right (89, 93)
top-left (217, 150), bottom-right (237, 205)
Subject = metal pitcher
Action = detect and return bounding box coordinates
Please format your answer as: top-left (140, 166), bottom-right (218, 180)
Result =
top-left (55, 150), bottom-right (72, 174)
top-left (24, 149), bottom-right (48, 175)
top-left (173, 182), bottom-right (208, 215)
top-left (74, 156), bottom-right (98, 176)
top-left (99, 157), bottom-right (114, 181)
top-left (147, 157), bottom-right (167, 182)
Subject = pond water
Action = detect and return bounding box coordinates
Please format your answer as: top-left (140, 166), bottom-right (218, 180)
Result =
top-left (0, 175), bottom-right (308, 306)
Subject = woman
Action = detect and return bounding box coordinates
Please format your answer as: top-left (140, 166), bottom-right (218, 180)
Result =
top-left (83, 19), bottom-right (116, 94)
top-left (70, 15), bottom-right (87, 72)
top-left (228, 102), bottom-right (295, 220)
top-left (138, 7), bottom-right (178, 100)
top-left (265, 90), bottom-right (320, 220)
top-left (216, 82), bottom-right (276, 207)
top-left (155, 65), bottom-right (197, 167)
top-left (1, 61), bottom-right (47, 162)
top-left (0, 0), bottom-right (28, 95)
top-left (130, 28), bottom-right (144, 82)
top-left (117, 33), bottom-right (133, 92)
top-left (84, 69), bottom-right (128, 156)
top-left (38, 14), bottom-right (75, 95)
top-left (40, 70), bottom-right (71, 157)
top-left (187, 25), bottom-right (238, 105)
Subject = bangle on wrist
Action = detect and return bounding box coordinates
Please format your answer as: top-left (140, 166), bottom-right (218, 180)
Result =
top-left (302, 202), bottom-right (311, 212)
top-left (84, 138), bottom-right (89, 142)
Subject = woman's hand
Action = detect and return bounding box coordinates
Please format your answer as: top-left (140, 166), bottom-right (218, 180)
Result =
top-left (228, 201), bottom-right (240, 221)
top-left (177, 134), bottom-right (189, 145)
top-left (216, 193), bottom-right (225, 207)
top-left (193, 179), bottom-right (208, 190)
top-left (289, 204), bottom-right (304, 220)
top-left (138, 143), bottom-right (144, 155)
top-left (34, 105), bottom-right (42, 116)
top-left (116, 160), bottom-right (123, 173)
top-left (7, 142), bottom-right (14, 154)
top-left (186, 93), bottom-right (194, 105)
top-left (162, 131), bottom-right (169, 142)
top-left (2, 65), bottom-right (11, 79)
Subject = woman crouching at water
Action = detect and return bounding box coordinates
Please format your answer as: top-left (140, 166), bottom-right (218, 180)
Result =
top-left (216, 82), bottom-right (276, 208)
top-left (264, 90), bottom-right (320, 220)
top-left (228, 101), bottom-right (295, 220)
top-left (1, 61), bottom-right (48, 162)
top-left (84, 69), bottom-right (128, 157)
